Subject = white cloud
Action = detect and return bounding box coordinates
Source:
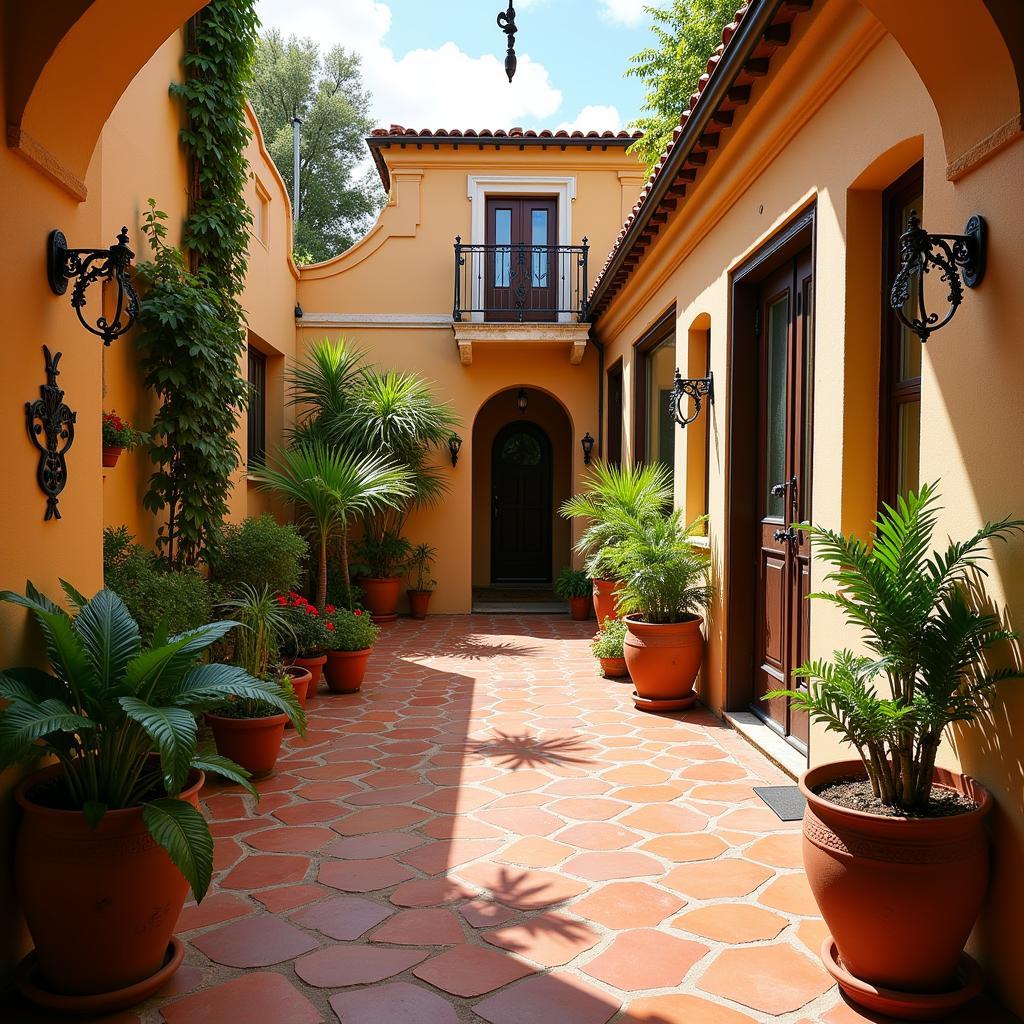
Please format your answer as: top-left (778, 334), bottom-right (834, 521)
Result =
top-left (556, 104), bottom-right (623, 134)
top-left (598, 0), bottom-right (652, 27)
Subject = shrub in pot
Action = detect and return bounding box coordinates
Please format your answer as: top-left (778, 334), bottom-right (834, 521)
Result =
top-left (592, 617), bottom-right (629, 678)
top-left (555, 567), bottom-right (593, 620)
top-left (605, 510), bottom-right (711, 711)
top-left (406, 542), bottom-right (437, 619)
top-left (324, 607), bottom-right (381, 693)
top-left (101, 410), bottom-right (146, 468)
top-left (767, 484), bottom-right (1023, 1018)
top-left (209, 514), bottom-right (308, 597)
top-left (0, 584), bottom-right (298, 1010)
top-left (277, 591), bottom-right (334, 688)
top-left (354, 531), bottom-right (412, 622)
top-left (560, 461), bottom-right (672, 623)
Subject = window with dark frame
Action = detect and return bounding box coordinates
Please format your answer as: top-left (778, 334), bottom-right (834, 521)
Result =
top-left (247, 347), bottom-right (267, 468)
top-left (607, 361), bottom-right (623, 466)
top-left (879, 162), bottom-right (924, 508)
top-left (633, 310), bottom-right (676, 480)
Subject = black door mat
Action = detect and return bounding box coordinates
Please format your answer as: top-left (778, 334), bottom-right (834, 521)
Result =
top-left (754, 785), bottom-right (806, 821)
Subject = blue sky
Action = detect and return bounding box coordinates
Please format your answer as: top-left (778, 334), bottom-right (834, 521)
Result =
top-left (254, 0), bottom-right (659, 133)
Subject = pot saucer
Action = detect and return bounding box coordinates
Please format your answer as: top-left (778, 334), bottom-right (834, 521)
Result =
top-left (370, 613), bottom-right (398, 624)
top-left (632, 691), bottom-right (698, 713)
top-left (821, 937), bottom-right (984, 1020)
top-left (17, 936), bottom-right (184, 1016)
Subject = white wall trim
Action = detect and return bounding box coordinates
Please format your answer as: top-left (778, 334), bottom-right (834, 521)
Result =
top-left (297, 312), bottom-right (452, 329)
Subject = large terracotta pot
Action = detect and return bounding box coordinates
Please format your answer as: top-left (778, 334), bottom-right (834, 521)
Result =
top-left (569, 596), bottom-right (592, 621)
top-left (325, 647), bottom-right (372, 693)
top-left (101, 445), bottom-right (123, 468)
top-left (207, 712), bottom-right (287, 778)
top-left (14, 763), bottom-right (203, 998)
top-left (623, 614), bottom-right (703, 702)
top-left (800, 760), bottom-right (992, 997)
top-left (592, 578), bottom-right (623, 625)
top-left (290, 654), bottom-right (326, 689)
top-left (358, 576), bottom-right (402, 623)
top-left (407, 589), bottom-right (432, 620)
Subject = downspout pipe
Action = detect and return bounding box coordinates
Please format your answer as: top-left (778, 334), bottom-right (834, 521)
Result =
top-left (291, 116), bottom-right (302, 225)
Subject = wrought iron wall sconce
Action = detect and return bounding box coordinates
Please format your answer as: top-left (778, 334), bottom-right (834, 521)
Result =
top-left (497, 3), bottom-right (518, 82)
top-left (670, 368), bottom-right (714, 428)
top-left (581, 432), bottom-right (595, 465)
top-left (25, 347), bottom-right (76, 521)
top-left (889, 212), bottom-right (987, 343)
top-left (516, 388), bottom-right (529, 414)
top-left (448, 432), bottom-right (463, 467)
top-left (47, 226), bottom-right (139, 345)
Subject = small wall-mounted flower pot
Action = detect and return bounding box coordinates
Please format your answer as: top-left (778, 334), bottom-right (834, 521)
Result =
top-left (102, 445), bottom-right (123, 468)
top-left (599, 656), bottom-right (628, 678)
top-left (324, 647), bottom-right (372, 693)
top-left (407, 589), bottom-right (432, 620)
top-left (569, 596), bottom-right (592, 621)
top-left (289, 654), bottom-right (326, 690)
top-left (358, 577), bottom-right (402, 623)
top-left (207, 712), bottom-right (288, 779)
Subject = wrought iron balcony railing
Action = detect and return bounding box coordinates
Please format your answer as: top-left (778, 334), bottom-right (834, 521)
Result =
top-left (453, 237), bottom-right (589, 323)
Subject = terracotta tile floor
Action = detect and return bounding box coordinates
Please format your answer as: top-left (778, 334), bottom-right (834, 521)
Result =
top-left (9, 616), bottom-right (1019, 1023)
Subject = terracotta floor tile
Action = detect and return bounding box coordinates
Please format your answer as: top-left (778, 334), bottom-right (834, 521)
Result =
top-left (543, 778), bottom-right (612, 796)
top-left (698, 944), bottom-right (833, 1015)
top-left (177, 892), bottom-right (252, 932)
top-left (389, 877), bottom-right (476, 907)
top-left (673, 903), bottom-right (788, 942)
top-left (499, 836), bottom-right (572, 867)
top-left (344, 784), bottom-right (433, 806)
top-left (570, 880), bottom-right (685, 928)
top-left (293, 780), bottom-right (361, 801)
top-left (291, 894), bottom-right (394, 939)
top-left (398, 837), bottom-right (502, 874)
top-left (640, 833), bottom-right (728, 862)
top-left (325, 831), bottom-right (425, 859)
top-left (663, 859), bottom-right (774, 899)
top-left (484, 911), bottom-right (601, 966)
top-left (370, 907), bottom-right (466, 944)
top-left (328, 981), bottom-right (458, 1024)
top-left (272, 801), bottom-right (347, 825)
top-left (459, 862), bottom-right (587, 909)
top-left (610, 784), bottom-right (690, 804)
top-left (795, 917), bottom-right (831, 957)
top-left (413, 944), bottom-right (534, 996)
top-left (717, 807), bottom-right (795, 833)
top-left (160, 972), bottom-right (322, 1024)
top-left (564, 851), bottom-right (662, 880)
top-left (617, 993), bottom-right (758, 1024)
top-left (550, 797), bottom-right (630, 821)
top-left (488, 769), bottom-right (555, 793)
top-left (758, 872), bottom-right (819, 916)
top-left (477, 806), bottom-right (568, 836)
top-left (678, 762), bottom-right (750, 782)
top-left (474, 972), bottom-right (620, 1024)
top-left (600, 765), bottom-right (671, 785)
top-left (245, 825), bottom-right (335, 852)
top-left (253, 883), bottom-right (329, 913)
top-left (318, 857), bottom-right (416, 892)
top-left (220, 854), bottom-right (310, 889)
top-left (295, 945), bottom-right (427, 987)
top-left (745, 832), bottom-right (803, 868)
top-left (331, 806), bottom-right (430, 834)
top-left (461, 898), bottom-right (517, 928)
top-left (554, 822), bottom-right (642, 850)
top-left (416, 786), bottom-right (495, 812)
top-left (419, 814), bottom-right (503, 839)
top-left (191, 916), bottom-right (317, 967)
top-left (583, 928), bottom-right (708, 990)
top-left (619, 805), bottom-right (709, 834)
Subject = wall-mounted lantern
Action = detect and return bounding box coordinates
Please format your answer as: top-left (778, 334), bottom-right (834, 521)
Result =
top-left (670, 368), bottom-right (714, 428)
top-left (581, 432), bottom-right (595, 465)
top-left (47, 227), bottom-right (139, 345)
top-left (889, 212), bottom-right (986, 343)
top-left (497, 3), bottom-right (518, 82)
top-left (448, 432), bottom-right (463, 467)
top-left (516, 388), bottom-right (529, 414)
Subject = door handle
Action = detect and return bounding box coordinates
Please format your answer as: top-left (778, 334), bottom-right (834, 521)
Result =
top-left (770, 482), bottom-right (788, 498)
top-left (773, 528), bottom-right (796, 543)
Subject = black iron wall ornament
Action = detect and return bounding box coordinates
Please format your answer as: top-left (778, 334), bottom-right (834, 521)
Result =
top-left (670, 368), bottom-right (714, 429)
top-left (889, 212), bottom-right (987, 343)
top-left (497, 3), bottom-right (517, 82)
top-left (25, 346), bottom-right (76, 521)
top-left (581, 432), bottom-right (595, 465)
top-left (448, 432), bottom-right (463, 467)
top-left (47, 226), bottom-right (139, 345)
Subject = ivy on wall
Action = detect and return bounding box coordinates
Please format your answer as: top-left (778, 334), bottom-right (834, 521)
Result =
top-left (135, 0), bottom-right (260, 568)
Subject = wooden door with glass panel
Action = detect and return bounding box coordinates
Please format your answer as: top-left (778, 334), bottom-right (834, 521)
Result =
top-left (484, 197), bottom-right (557, 321)
top-left (753, 250), bottom-right (814, 749)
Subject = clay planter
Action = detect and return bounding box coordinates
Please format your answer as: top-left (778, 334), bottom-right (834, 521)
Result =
top-left (407, 589), bottom-right (432, 619)
top-left (800, 760), bottom-right (992, 1018)
top-left (623, 614), bottom-right (703, 711)
top-left (283, 665), bottom-right (312, 729)
top-left (569, 595), bottom-right (592, 621)
top-left (358, 576), bottom-right (402, 623)
top-left (14, 763), bottom-right (203, 1005)
top-left (325, 647), bottom-right (372, 693)
top-left (592, 578), bottom-right (623, 625)
top-left (102, 445), bottom-right (123, 468)
top-left (598, 656), bottom-right (628, 678)
top-left (289, 654), bottom-right (326, 690)
top-left (207, 712), bottom-right (287, 778)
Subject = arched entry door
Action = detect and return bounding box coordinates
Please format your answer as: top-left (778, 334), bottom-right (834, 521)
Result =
top-left (491, 421), bottom-right (553, 582)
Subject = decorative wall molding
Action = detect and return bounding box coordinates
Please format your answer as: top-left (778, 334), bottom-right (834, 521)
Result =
top-left (297, 312), bottom-right (452, 329)
top-left (452, 321), bottom-right (590, 366)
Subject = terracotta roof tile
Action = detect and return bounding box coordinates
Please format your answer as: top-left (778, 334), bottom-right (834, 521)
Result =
top-left (368, 125), bottom-right (642, 142)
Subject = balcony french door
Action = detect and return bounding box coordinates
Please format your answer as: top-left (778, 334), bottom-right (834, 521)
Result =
top-left (484, 197), bottom-right (557, 321)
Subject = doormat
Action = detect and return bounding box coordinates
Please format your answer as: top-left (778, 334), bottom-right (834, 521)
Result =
top-left (754, 785), bottom-right (806, 821)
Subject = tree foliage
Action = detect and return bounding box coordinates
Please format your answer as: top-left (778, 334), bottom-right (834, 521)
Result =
top-left (250, 30), bottom-right (385, 263)
top-left (626, 0), bottom-right (737, 171)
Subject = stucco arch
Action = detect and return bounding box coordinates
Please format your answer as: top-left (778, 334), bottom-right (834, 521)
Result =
top-left (858, 0), bottom-right (1022, 178)
top-left (6, 0), bottom-right (208, 197)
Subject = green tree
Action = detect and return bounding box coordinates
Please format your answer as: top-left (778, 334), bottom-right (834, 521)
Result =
top-left (626, 0), bottom-right (736, 171)
top-left (250, 30), bottom-right (384, 263)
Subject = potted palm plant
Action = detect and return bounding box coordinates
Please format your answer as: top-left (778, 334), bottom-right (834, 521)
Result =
top-left (560, 461), bottom-right (672, 623)
top-left (353, 530), bottom-right (412, 622)
top-left (592, 617), bottom-right (629, 678)
top-left (555, 567), bottom-right (593, 620)
top-left (606, 510), bottom-right (712, 711)
top-left (0, 584), bottom-right (301, 1012)
top-left (767, 485), bottom-right (1022, 1018)
top-left (323, 607), bottom-right (381, 693)
top-left (406, 542), bottom-right (437, 619)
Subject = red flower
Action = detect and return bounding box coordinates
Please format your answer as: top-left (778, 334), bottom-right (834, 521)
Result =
top-left (353, 609), bottom-right (363, 617)
top-left (326, 604), bottom-right (336, 614)
top-left (325, 622), bottom-right (335, 631)
top-left (306, 605), bottom-right (318, 616)
top-left (276, 595), bottom-right (287, 606)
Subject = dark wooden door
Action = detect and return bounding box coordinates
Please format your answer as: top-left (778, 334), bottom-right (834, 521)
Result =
top-left (485, 197), bottom-right (557, 321)
top-left (491, 422), bottom-right (553, 583)
top-left (753, 250), bottom-right (813, 749)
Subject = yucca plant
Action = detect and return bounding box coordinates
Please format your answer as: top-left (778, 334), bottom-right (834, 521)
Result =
top-left (767, 484), bottom-right (1023, 809)
top-left (217, 583), bottom-right (296, 693)
top-left (605, 509), bottom-right (712, 624)
top-left (0, 583), bottom-right (304, 900)
top-left (560, 461), bottom-right (673, 578)
top-left (286, 337), bottom-right (365, 446)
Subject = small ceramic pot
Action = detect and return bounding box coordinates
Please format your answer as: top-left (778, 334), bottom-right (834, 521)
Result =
top-left (289, 654), bottom-right (326, 689)
top-left (599, 656), bottom-right (628, 678)
top-left (569, 595), bottom-right (592, 621)
top-left (324, 647), bottom-right (372, 693)
top-left (283, 665), bottom-right (312, 729)
top-left (102, 445), bottom-right (123, 468)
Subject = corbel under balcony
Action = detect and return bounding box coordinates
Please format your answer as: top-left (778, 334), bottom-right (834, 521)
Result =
top-left (452, 321), bottom-right (591, 366)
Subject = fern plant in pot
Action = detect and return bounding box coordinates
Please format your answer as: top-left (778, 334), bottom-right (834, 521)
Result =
top-left (0, 584), bottom-right (300, 1012)
top-left (605, 510), bottom-right (712, 711)
top-left (767, 485), bottom-right (1022, 1018)
top-left (554, 567), bottom-right (593, 621)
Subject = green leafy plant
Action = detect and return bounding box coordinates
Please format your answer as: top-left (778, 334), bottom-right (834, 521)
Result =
top-left (0, 583), bottom-right (303, 901)
top-left (325, 607), bottom-right (380, 652)
top-left (560, 461), bottom-right (673, 579)
top-left (210, 514), bottom-right (308, 597)
top-left (354, 531), bottom-right (412, 579)
top-left (407, 543), bottom-right (437, 593)
top-left (605, 510), bottom-right (712, 624)
top-left (592, 617), bottom-right (627, 660)
top-left (554, 568), bottom-right (592, 601)
top-left (276, 592), bottom-right (334, 659)
top-left (102, 411), bottom-right (146, 451)
top-left (767, 484), bottom-right (1023, 810)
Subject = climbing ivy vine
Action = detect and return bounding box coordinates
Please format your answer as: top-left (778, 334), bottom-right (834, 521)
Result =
top-left (135, 0), bottom-right (259, 568)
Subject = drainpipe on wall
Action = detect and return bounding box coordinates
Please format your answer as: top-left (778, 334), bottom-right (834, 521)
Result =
top-left (291, 116), bottom-right (302, 225)
top-left (590, 332), bottom-right (605, 461)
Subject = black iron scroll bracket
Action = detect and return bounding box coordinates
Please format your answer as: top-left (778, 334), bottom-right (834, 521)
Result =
top-left (25, 346), bottom-right (76, 521)
top-left (670, 368), bottom-right (714, 429)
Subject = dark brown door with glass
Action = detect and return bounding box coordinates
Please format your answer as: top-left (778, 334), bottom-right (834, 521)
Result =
top-left (753, 250), bottom-right (813, 749)
top-left (485, 197), bottom-right (557, 321)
